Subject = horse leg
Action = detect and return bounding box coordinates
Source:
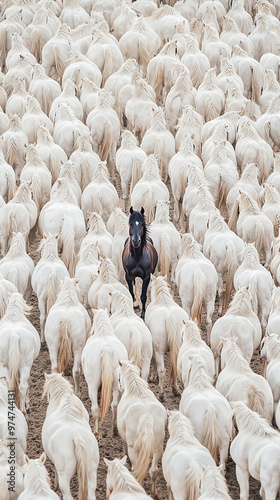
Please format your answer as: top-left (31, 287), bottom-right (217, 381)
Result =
top-left (49, 345), bottom-right (59, 373)
top-left (111, 386), bottom-right (119, 436)
top-left (205, 298), bottom-right (215, 344)
top-left (57, 471), bottom-right (73, 500)
top-left (88, 385), bottom-right (100, 437)
top-left (149, 356), bottom-right (157, 383)
top-left (217, 273), bottom-right (224, 315)
top-left (38, 297), bottom-right (47, 343)
top-left (155, 351), bottom-right (166, 400)
top-left (150, 447), bottom-right (162, 499)
top-left (236, 465), bottom-right (249, 500)
top-left (126, 275), bottom-right (135, 303)
top-left (72, 351), bottom-right (81, 397)
top-left (219, 439), bottom-right (230, 475)
top-left (140, 274), bottom-right (150, 320)
top-left (19, 365), bottom-right (31, 414)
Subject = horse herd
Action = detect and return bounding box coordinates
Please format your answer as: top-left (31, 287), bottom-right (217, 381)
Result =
top-left (1, 0), bottom-right (280, 497)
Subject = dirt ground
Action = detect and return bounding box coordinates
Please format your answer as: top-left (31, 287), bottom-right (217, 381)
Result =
top-left (24, 167), bottom-right (265, 500)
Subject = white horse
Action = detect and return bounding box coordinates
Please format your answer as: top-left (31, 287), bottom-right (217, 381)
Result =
top-left (21, 95), bottom-right (53, 144)
top-left (88, 258), bottom-right (132, 310)
top-left (86, 90), bottom-right (120, 174)
top-left (53, 103), bottom-right (90, 159)
top-left (261, 184), bottom-right (280, 236)
top-left (0, 440), bottom-right (24, 500)
top-left (162, 410), bottom-right (216, 500)
top-left (0, 114), bottom-right (28, 181)
top-left (149, 201), bottom-right (180, 287)
top-left (117, 360), bottom-right (166, 498)
top-left (104, 456), bottom-right (153, 500)
top-left (28, 64), bottom-right (61, 116)
top-left (226, 163), bottom-right (262, 216)
top-left (189, 185), bottom-right (219, 246)
top-left (231, 45), bottom-right (264, 102)
top-left (82, 309), bottom-right (128, 436)
top-left (49, 79), bottom-right (83, 123)
top-left (131, 155), bottom-right (169, 224)
top-left (19, 454), bottom-right (60, 500)
top-left (140, 108), bottom-right (175, 182)
top-left (0, 293), bottom-right (40, 413)
top-left (0, 232), bottom-right (33, 301)
top-left (261, 334), bottom-right (280, 411)
top-left (39, 178), bottom-right (86, 276)
top-left (109, 291), bottom-right (153, 382)
top-left (175, 233), bottom-right (218, 339)
top-left (108, 209), bottom-right (128, 281)
top-left (32, 233), bottom-right (69, 342)
top-left (20, 145), bottom-right (52, 211)
top-left (81, 162), bottom-right (119, 222)
top-left (267, 287), bottom-right (280, 336)
top-left (203, 214), bottom-right (245, 312)
top-left (45, 277), bottom-right (91, 395)
top-left (69, 134), bottom-right (100, 191)
top-left (125, 76), bottom-right (158, 143)
top-left (217, 337), bottom-right (274, 422)
top-left (175, 105), bottom-right (204, 157)
top-left (81, 212), bottom-right (113, 259)
top-left (35, 125), bottom-right (67, 182)
top-left (145, 276), bottom-right (189, 398)
top-left (42, 373), bottom-right (99, 500)
top-left (180, 355), bottom-right (232, 471)
top-left (116, 131), bottom-right (147, 204)
top-left (147, 40), bottom-right (179, 102)
top-left (177, 319), bottom-right (215, 386)
top-left (182, 165), bottom-right (208, 232)
top-left (0, 274), bottom-right (17, 319)
top-left (74, 242), bottom-right (100, 308)
top-left (202, 122), bottom-right (237, 167)
top-left (198, 465), bottom-right (232, 500)
top-left (229, 192), bottom-right (274, 267)
top-left (195, 68), bottom-right (225, 122)
top-left (181, 34), bottom-right (211, 89)
top-left (230, 401), bottom-right (280, 500)
top-left (210, 286), bottom-right (262, 375)
top-left (234, 243), bottom-right (274, 329)
top-left (0, 150), bottom-right (16, 202)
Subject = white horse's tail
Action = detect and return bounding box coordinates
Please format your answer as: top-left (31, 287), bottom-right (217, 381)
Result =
top-left (31, 28), bottom-right (41, 61)
top-left (31, 174), bottom-right (42, 210)
top-left (91, 193), bottom-right (103, 215)
top-left (134, 413), bottom-right (154, 484)
top-left (190, 57), bottom-right (204, 88)
top-left (251, 65), bottom-right (261, 103)
top-left (80, 160), bottom-right (91, 191)
top-left (6, 137), bottom-right (17, 167)
top-left (143, 188), bottom-right (154, 223)
top-left (255, 220), bottom-right (264, 258)
top-left (42, 86), bottom-right (52, 116)
top-left (49, 154), bottom-right (58, 182)
top-left (130, 158), bottom-right (142, 194)
top-left (73, 435), bottom-right (89, 500)
top-left (53, 45), bottom-right (67, 79)
top-left (99, 119), bottom-right (112, 162)
top-left (138, 37), bottom-right (151, 72)
top-left (228, 198), bottom-right (239, 232)
top-left (249, 275), bottom-right (258, 314)
top-left (61, 216), bottom-right (76, 277)
top-left (154, 138), bottom-right (164, 179)
top-left (100, 348), bottom-right (114, 424)
top-left (247, 384), bottom-right (267, 419)
top-left (154, 61), bottom-right (164, 99)
top-left (191, 269), bottom-right (206, 324)
top-left (257, 148), bottom-right (267, 184)
top-left (8, 334), bottom-right (21, 408)
top-left (218, 175), bottom-right (229, 208)
top-left (180, 165), bottom-right (188, 197)
top-left (204, 99), bottom-right (218, 122)
top-left (8, 210), bottom-right (18, 237)
top-left (159, 233), bottom-right (171, 280)
top-left (0, 28), bottom-right (7, 70)
top-left (203, 405), bottom-right (220, 464)
top-left (185, 461), bottom-right (201, 500)
top-left (8, 268), bottom-right (18, 289)
top-left (224, 241), bottom-right (238, 312)
top-left (166, 313), bottom-right (180, 389)
top-left (103, 49), bottom-right (113, 84)
top-left (6, 170), bottom-right (16, 201)
top-left (47, 272), bottom-right (57, 313)
top-left (58, 318), bottom-right (72, 373)
top-left (129, 327), bottom-right (142, 369)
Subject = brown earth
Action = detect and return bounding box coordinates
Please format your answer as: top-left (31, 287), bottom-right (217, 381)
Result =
top-left (24, 166), bottom-right (264, 500)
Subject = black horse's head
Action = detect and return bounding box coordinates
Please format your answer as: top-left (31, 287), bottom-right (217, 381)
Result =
top-left (129, 207), bottom-right (146, 248)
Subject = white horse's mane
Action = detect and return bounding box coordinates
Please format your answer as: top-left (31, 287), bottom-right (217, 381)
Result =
top-left (107, 458), bottom-right (146, 494)
top-left (150, 276), bottom-right (176, 307)
top-left (120, 360), bottom-right (154, 398)
top-left (226, 287), bottom-right (255, 317)
top-left (233, 401), bottom-right (280, 438)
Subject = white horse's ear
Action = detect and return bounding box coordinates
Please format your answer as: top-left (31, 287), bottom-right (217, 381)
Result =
top-left (182, 319), bottom-right (186, 325)
top-left (119, 360), bottom-right (123, 367)
top-left (24, 454), bottom-right (29, 464)
top-left (40, 452), bottom-right (46, 464)
top-left (120, 456), bottom-right (127, 465)
top-left (91, 308), bottom-right (98, 315)
top-left (130, 357), bottom-right (135, 364)
top-left (104, 458), bottom-right (111, 466)
top-left (167, 409), bottom-right (171, 417)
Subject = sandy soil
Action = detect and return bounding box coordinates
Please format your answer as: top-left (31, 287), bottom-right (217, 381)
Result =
top-left (23, 166), bottom-right (265, 500)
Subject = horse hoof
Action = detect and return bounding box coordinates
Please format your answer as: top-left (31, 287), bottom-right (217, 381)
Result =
top-left (173, 391), bottom-right (180, 397)
top-left (159, 394), bottom-right (164, 401)
top-left (113, 427), bottom-right (118, 436)
top-left (40, 344), bottom-right (48, 352)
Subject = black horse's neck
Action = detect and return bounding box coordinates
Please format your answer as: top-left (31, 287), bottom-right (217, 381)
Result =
top-left (129, 235), bottom-right (145, 258)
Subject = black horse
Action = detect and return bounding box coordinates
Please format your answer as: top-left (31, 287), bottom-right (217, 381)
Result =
top-left (122, 207), bottom-right (158, 319)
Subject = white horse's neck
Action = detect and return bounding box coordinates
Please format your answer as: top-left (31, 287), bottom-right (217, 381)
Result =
top-left (221, 341), bottom-right (251, 373)
top-left (151, 280), bottom-right (176, 307)
top-left (24, 463), bottom-right (51, 496)
top-left (56, 280), bottom-right (80, 307)
top-left (227, 290), bottom-right (254, 317)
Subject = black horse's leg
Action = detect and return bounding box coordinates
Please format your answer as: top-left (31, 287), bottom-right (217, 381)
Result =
top-left (140, 274), bottom-right (150, 320)
top-left (126, 274), bottom-right (135, 302)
